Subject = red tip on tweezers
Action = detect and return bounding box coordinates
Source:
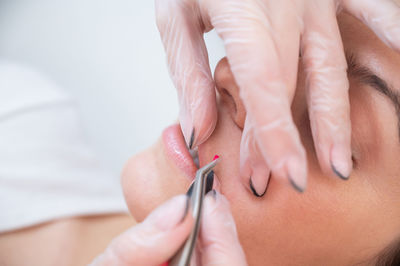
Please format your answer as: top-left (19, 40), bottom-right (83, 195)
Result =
top-left (213, 155), bottom-right (220, 160)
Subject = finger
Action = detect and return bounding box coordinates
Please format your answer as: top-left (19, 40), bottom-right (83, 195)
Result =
top-left (240, 117), bottom-right (271, 197)
top-left (200, 0), bottom-right (307, 190)
top-left (342, 0), bottom-right (400, 52)
top-left (200, 190), bottom-right (247, 266)
top-left (90, 195), bottom-right (193, 266)
top-left (301, 1), bottom-right (352, 179)
top-left (155, 0), bottom-right (217, 149)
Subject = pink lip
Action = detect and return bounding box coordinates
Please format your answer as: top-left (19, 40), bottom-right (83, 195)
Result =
top-left (162, 124), bottom-right (197, 180)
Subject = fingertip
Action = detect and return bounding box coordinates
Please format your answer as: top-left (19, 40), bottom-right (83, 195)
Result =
top-left (180, 98), bottom-right (217, 149)
top-left (330, 144), bottom-right (352, 180)
top-left (203, 190), bottom-right (232, 219)
top-left (287, 155), bottom-right (308, 193)
top-left (311, 134), bottom-right (353, 181)
top-left (146, 194), bottom-right (190, 231)
top-left (239, 124), bottom-right (257, 190)
top-left (94, 195), bottom-right (194, 266)
top-left (249, 166), bottom-right (270, 198)
top-left (203, 189), bottom-right (221, 214)
top-left (200, 190), bottom-right (247, 265)
top-left (191, 105), bottom-right (218, 148)
top-left (179, 109), bottom-right (194, 149)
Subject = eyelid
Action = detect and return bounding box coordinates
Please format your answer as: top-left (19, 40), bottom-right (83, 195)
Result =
top-left (347, 52), bottom-right (400, 142)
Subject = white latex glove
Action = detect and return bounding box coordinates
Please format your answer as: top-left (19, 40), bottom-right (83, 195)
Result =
top-left (90, 193), bottom-right (247, 266)
top-left (155, 0), bottom-right (400, 193)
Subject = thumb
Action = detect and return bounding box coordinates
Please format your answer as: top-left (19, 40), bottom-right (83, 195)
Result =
top-left (90, 195), bottom-right (193, 266)
top-left (200, 190), bottom-right (247, 266)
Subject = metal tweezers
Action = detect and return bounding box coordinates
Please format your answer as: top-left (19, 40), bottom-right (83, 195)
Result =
top-left (169, 158), bottom-right (220, 266)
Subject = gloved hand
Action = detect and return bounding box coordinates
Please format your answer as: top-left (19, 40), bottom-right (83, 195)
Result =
top-left (155, 0), bottom-right (400, 193)
top-left (90, 192), bottom-right (247, 266)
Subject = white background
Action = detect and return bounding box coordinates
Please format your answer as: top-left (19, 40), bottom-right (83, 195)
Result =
top-left (0, 0), bottom-right (225, 175)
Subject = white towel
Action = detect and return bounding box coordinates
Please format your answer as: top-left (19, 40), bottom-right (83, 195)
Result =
top-left (0, 61), bottom-right (127, 232)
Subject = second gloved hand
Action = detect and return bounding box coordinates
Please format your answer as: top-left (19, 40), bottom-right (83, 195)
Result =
top-left (155, 0), bottom-right (400, 193)
top-left (90, 192), bottom-right (247, 266)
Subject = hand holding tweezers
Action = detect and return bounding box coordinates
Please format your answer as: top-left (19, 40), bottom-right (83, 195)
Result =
top-left (169, 158), bottom-right (219, 266)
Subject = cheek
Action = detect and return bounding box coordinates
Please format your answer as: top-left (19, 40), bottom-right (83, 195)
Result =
top-left (121, 152), bottom-right (152, 221)
top-left (121, 149), bottom-right (165, 222)
top-left (198, 96), bottom-right (392, 265)
top-left (121, 142), bottom-right (190, 222)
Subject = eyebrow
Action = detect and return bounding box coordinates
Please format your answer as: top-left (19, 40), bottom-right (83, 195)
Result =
top-left (346, 52), bottom-right (400, 140)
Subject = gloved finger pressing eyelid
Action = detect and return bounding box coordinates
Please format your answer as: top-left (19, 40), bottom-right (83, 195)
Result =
top-left (90, 195), bottom-right (193, 266)
top-left (342, 0), bottom-right (400, 53)
top-left (240, 117), bottom-right (270, 197)
top-left (155, 0), bottom-right (217, 148)
top-left (251, 101), bottom-right (308, 192)
top-left (240, 69), bottom-right (306, 191)
top-left (199, 191), bottom-right (247, 266)
top-left (302, 2), bottom-right (352, 179)
top-left (200, 0), bottom-right (307, 191)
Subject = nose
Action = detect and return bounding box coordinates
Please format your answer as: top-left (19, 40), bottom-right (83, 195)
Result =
top-left (214, 57), bottom-right (308, 130)
top-left (214, 57), bottom-right (246, 129)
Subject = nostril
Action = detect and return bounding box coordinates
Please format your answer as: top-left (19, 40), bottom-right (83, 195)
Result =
top-left (351, 154), bottom-right (358, 169)
top-left (220, 87), bottom-right (237, 113)
top-left (219, 87), bottom-right (246, 129)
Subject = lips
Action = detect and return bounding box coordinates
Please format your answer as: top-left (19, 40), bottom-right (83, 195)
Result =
top-left (162, 124), bottom-right (197, 180)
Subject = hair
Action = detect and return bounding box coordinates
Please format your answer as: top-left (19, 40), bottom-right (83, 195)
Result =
top-left (374, 239), bottom-right (400, 266)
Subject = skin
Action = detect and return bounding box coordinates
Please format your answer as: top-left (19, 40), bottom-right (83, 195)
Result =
top-left (122, 14), bottom-right (400, 266)
top-left (0, 214), bottom-right (134, 266)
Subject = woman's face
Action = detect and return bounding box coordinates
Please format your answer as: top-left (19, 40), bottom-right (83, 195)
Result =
top-left (122, 14), bottom-right (400, 265)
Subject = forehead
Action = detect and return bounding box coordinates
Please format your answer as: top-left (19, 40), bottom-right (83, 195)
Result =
top-left (338, 13), bottom-right (400, 90)
top-left (338, 13), bottom-right (390, 55)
